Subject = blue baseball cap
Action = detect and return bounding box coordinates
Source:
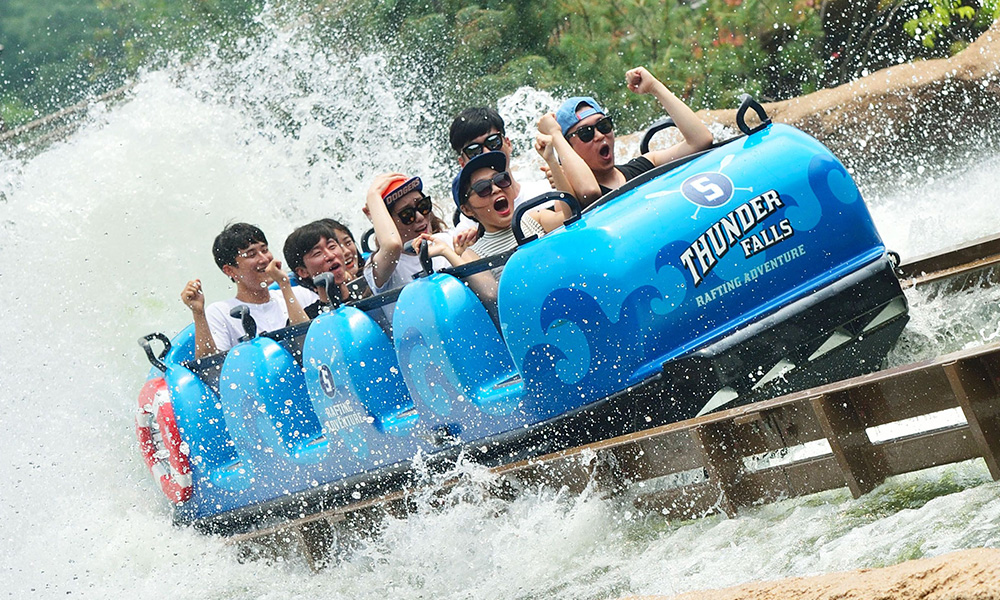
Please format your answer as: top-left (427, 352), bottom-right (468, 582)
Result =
top-left (451, 173), bottom-right (462, 209)
top-left (453, 151), bottom-right (508, 207)
top-left (555, 96), bottom-right (606, 136)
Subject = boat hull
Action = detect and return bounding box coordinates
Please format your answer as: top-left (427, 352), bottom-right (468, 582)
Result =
top-left (136, 123), bottom-right (910, 535)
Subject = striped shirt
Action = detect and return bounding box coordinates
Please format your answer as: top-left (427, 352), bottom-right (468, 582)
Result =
top-left (469, 216), bottom-right (546, 279)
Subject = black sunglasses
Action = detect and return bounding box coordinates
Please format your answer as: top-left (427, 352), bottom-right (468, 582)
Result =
top-left (395, 195), bottom-right (433, 225)
top-left (567, 116), bottom-right (614, 143)
top-left (461, 133), bottom-right (504, 159)
top-left (466, 171), bottom-right (512, 201)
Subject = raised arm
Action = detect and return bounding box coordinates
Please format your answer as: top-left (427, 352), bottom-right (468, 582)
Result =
top-left (626, 67), bottom-right (713, 166)
top-left (265, 259), bottom-right (309, 325)
top-left (537, 112), bottom-right (604, 207)
top-left (364, 173), bottom-right (406, 288)
top-left (180, 279), bottom-right (219, 359)
top-left (534, 133), bottom-right (578, 222)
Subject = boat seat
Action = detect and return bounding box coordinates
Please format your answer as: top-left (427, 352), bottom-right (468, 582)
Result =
top-left (393, 273), bottom-right (523, 420)
top-left (218, 337), bottom-right (326, 483)
top-left (302, 306), bottom-right (417, 437)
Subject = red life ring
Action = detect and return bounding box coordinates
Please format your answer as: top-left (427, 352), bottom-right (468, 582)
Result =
top-left (136, 377), bottom-right (193, 503)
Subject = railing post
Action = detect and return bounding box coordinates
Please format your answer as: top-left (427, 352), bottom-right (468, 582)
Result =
top-left (810, 390), bottom-right (887, 498)
top-left (943, 359), bottom-right (1000, 480)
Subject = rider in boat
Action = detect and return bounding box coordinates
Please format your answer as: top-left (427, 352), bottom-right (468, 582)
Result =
top-left (283, 220), bottom-right (357, 316)
top-left (537, 66), bottom-right (714, 204)
top-left (179, 222), bottom-right (313, 358)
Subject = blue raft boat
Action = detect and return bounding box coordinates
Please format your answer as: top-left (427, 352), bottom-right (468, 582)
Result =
top-left (136, 99), bottom-right (909, 534)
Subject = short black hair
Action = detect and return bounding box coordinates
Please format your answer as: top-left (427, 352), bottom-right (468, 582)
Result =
top-left (283, 220), bottom-right (339, 274)
top-left (318, 218), bottom-right (351, 241)
top-left (212, 223), bottom-right (268, 271)
top-left (449, 107), bottom-right (505, 154)
top-left (318, 218), bottom-right (364, 269)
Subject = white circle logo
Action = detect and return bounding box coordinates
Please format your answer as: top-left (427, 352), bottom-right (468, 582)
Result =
top-left (681, 172), bottom-right (734, 208)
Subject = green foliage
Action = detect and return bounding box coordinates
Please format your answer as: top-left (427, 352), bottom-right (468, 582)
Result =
top-left (0, 96), bottom-right (36, 127)
top-left (337, 0), bottom-right (833, 131)
top-left (904, 0), bottom-right (998, 48)
top-left (2, 0), bottom-right (997, 132)
top-left (0, 0), bottom-right (263, 127)
top-left (535, 0), bottom-right (827, 128)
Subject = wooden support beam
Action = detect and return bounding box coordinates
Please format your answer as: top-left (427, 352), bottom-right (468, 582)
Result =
top-left (690, 420), bottom-right (758, 517)
top-left (223, 341), bottom-right (1000, 558)
top-left (810, 390), bottom-right (888, 498)
top-left (295, 518), bottom-right (337, 571)
top-left (943, 359), bottom-right (1000, 479)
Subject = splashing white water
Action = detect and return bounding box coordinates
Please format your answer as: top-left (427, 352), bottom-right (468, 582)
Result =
top-left (1, 13), bottom-right (999, 600)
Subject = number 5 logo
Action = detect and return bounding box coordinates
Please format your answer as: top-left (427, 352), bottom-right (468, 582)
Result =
top-left (319, 364), bottom-right (336, 398)
top-left (681, 172), bottom-right (734, 208)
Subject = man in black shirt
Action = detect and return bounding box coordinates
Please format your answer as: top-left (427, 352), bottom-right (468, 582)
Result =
top-left (536, 66), bottom-right (714, 204)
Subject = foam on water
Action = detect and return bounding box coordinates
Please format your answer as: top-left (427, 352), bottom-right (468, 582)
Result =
top-left (1, 13), bottom-right (998, 599)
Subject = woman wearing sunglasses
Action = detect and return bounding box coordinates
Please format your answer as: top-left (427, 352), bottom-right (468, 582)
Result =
top-left (537, 66), bottom-right (714, 206)
top-left (416, 152), bottom-right (570, 284)
top-left (362, 173), bottom-right (476, 313)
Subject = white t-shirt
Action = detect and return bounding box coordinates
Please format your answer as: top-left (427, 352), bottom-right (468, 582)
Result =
top-left (205, 286), bottom-right (318, 352)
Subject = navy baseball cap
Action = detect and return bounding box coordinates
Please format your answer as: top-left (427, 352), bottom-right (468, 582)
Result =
top-left (453, 151), bottom-right (508, 207)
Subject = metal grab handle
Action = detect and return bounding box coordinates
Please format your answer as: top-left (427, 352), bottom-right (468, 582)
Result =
top-left (361, 227), bottom-right (377, 254)
top-left (418, 238), bottom-right (434, 277)
top-left (229, 305), bottom-right (257, 341)
top-left (512, 191), bottom-right (582, 246)
top-left (138, 332), bottom-right (171, 373)
top-left (313, 272), bottom-right (342, 309)
top-left (639, 117), bottom-right (676, 154)
top-left (736, 94), bottom-right (771, 135)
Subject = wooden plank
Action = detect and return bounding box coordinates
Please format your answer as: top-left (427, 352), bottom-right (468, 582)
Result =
top-left (863, 368), bottom-right (958, 426)
top-left (501, 451), bottom-right (597, 495)
top-left (810, 390), bottom-right (888, 497)
top-left (878, 425), bottom-right (981, 474)
top-left (944, 359), bottom-right (1000, 479)
top-left (689, 420), bottom-right (766, 517)
top-left (632, 480), bottom-right (725, 520)
top-left (741, 454), bottom-right (847, 504)
top-left (626, 430), bottom-right (703, 478)
top-left (296, 518), bottom-right (337, 571)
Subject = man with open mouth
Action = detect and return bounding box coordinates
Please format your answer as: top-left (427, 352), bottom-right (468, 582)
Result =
top-left (537, 66), bottom-right (714, 204)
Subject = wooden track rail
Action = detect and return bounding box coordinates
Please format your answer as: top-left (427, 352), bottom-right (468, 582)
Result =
top-left (0, 84), bottom-right (134, 155)
top-left (231, 341), bottom-right (1000, 569)
top-left (500, 341), bottom-right (1000, 516)
top-left (897, 232), bottom-right (1000, 290)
